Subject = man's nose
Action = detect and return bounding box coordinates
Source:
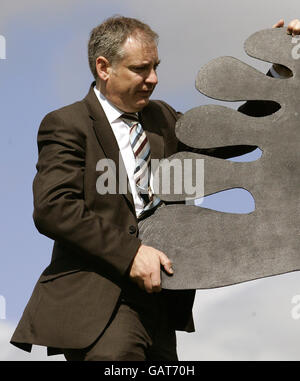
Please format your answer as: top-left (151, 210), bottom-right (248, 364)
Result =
top-left (146, 68), bottom-right (158, 85)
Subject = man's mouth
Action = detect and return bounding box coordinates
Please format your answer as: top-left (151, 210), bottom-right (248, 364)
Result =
top-left (138, 90), bottom-right (153, 96)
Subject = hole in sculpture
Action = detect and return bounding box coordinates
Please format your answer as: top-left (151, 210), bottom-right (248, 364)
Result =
top-left (228, 147), bottom-right (262, 162)
top-left (197, 145), bottom-right (261, 161)
top-left (238, 100), bottom-right (281, 117)
top-left (194, 188), bottom-right (255, 214)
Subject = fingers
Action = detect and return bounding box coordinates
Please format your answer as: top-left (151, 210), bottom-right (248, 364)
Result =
top-left (129, 245), bottom-right (173, 293)
top-left (143, 274), bottom-right (154, 294)
top-left (272, 18), bottom-right (300, 36)
top-left (150, 271), bottom-right (162, 293)
top-left (144, 251), bottom-right (173, 293)
top-left (272, 19), bottom-right (284, 28)
top-left (158, 251), bottom-right (174, 275)
top-left (135, 270), bottom-right (161, 294)
top-left (287, 19), bottom-right (300, 36)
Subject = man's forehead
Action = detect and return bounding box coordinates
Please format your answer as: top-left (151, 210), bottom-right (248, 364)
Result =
top-left (122, 34), bottom-right (158, 55)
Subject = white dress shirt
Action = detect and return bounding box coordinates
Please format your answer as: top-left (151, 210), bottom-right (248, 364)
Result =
top-left (93, 86), bottom-right (151, 218)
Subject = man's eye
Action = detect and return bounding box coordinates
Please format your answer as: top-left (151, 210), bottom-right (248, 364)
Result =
top-left (130, 64), bottom-right (159, 73)
top-left (131, 66), bottom-right (145, 72)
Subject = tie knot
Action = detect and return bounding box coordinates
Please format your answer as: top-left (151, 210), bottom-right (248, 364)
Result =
top-left (121, 112), bottom-right (140, 124)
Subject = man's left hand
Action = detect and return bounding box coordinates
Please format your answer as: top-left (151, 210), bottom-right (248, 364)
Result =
top-left (271, 18), bottom-right (300, 78)
top-left (273, 18), bottom-right (300, 36)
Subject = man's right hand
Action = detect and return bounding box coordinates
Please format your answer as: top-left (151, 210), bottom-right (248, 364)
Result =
top-left (129, 244), bottom-right (174, 293)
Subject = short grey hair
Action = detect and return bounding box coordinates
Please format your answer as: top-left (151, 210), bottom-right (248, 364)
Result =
top-left (88, 16), bottom-right (159, 79)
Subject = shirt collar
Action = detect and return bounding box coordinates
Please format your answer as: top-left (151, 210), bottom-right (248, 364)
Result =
top-left (93, 86), bottom-right (123, 124)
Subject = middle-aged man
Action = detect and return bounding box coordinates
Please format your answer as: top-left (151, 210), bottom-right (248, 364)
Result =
top-left (11, 17), bottom-right (300, 361)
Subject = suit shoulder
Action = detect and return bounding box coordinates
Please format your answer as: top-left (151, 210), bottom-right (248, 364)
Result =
top-left (41, 100), bottom-right (89, 127)
top-left (38, 99), bottom-right (92, 143)
top-left (149, 100), bottom-right (180, 119)
top-left (147, 100), bottom-right (182, 132)
top-left (36, 100), bottom-right (91, 152)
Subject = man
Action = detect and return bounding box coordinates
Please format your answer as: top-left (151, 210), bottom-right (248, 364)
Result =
top-left (10, 16), bottom-right (194, 361)
top-left (10, 16), bottom-right (300, 361)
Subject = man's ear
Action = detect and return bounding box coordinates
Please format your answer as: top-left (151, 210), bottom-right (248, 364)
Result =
top-left (96, 56), bottom-right (111, 81)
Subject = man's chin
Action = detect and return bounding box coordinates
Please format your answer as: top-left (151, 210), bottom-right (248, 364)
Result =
top-left (125, 96), bottom-right (151, 112)
top-left (135, 97), bottom-right (150, 111)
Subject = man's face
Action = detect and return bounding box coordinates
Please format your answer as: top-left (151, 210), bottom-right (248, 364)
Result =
top-left (104, 35), bottom-right (160, 112)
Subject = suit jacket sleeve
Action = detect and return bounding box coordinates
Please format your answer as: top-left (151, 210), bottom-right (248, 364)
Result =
top-left (33, 110), bottom-right (141, 278)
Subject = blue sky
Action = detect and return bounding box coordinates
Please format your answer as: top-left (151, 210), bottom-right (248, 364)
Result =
top-left (1, 0), bottom-right (300, 360)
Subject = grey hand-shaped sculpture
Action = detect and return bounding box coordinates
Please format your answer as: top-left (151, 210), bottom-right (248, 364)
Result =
top-left (140, 27), bottom-right (300, 290)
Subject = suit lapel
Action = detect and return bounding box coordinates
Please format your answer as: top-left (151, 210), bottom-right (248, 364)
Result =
top-left (83, 84), bottom-right (134, 209)
top-left (139, 106), bottom-right (165, 160)
top-left (83, 83), bottom-right (166, 212)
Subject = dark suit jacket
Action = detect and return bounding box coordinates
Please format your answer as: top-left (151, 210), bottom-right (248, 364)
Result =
top-left (10, 83), bottom-right (195, 353)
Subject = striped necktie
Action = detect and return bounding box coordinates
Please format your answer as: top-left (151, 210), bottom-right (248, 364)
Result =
top-left (121, 113), bottom-right (161, 216)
